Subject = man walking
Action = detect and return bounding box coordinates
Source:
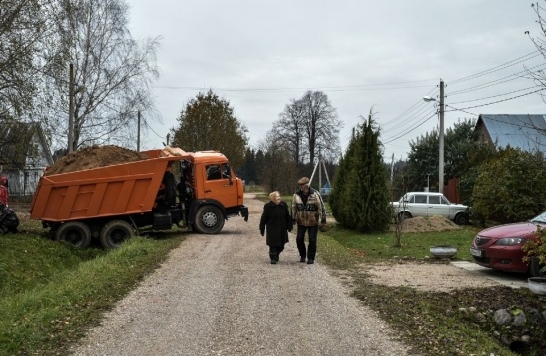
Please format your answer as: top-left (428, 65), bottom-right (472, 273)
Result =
top-left (291, 177), bottom-right (326, 264)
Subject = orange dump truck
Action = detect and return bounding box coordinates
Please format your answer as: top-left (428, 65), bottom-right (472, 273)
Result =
top-left (29, 147), bottom-right (248, 248)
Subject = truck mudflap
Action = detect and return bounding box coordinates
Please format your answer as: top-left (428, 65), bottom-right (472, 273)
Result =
top-left (225, 205), bottom-right (248, 221)
top-left (240, 206), bottom-right (249, 221)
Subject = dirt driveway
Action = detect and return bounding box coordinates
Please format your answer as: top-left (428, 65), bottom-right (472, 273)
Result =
top-left (69, 193), bottom-right (418, 356)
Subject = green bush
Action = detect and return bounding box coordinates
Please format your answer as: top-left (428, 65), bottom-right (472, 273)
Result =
top-left (471, 147), bottom-right (546, 224)
top-left (523, 227), bottom-right (546, 274)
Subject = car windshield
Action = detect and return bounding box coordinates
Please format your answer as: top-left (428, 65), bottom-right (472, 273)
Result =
top-left (530, 211), bottom-right (546, 224)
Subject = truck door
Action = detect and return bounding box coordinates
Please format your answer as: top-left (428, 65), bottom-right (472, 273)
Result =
top-left (203, 163), bottom-right (238, 208)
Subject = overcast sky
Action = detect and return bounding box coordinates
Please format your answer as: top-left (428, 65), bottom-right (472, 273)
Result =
top-left (127, 0), bottom-right (545, 162)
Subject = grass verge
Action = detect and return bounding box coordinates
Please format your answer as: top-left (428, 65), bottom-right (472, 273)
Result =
top-left (318, 224), bottom-right (546, 356)
top-left (0, 231), bottom-right (183, 356)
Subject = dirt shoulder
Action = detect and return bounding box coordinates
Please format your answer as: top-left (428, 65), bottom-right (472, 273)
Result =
top-left (365, 261), bottom-right (500, 292)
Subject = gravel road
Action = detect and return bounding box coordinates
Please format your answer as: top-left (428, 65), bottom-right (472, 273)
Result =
top-left (70, 193), bottom-right (416, 356)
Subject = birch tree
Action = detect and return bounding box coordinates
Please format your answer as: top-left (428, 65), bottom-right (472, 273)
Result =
top-left (39, 0), bottom-right (160, 152)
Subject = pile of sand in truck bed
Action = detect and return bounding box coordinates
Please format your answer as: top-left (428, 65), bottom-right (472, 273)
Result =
top-left (45, 145), bottom-right (150, 175)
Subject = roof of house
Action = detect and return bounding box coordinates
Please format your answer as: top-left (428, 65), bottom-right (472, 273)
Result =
top-left (476, 114), bottom-right (546, 154)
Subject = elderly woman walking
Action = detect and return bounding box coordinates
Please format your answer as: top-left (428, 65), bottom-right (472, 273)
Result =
top-left (259, 191), bottom-right (292, 264)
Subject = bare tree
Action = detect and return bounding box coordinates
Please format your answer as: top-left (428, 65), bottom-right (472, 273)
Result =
top-left (36, 0), bottom-right (161, 153)
top-left (272, 90), bottom-right (342, 166)
top-left (301, 90), bottom-right (342, 164)
top-left (256, 132), bottom-right (298, 194)
top-left (0, 0), bottom-right (58, 117)
top-left (273, 98), bottom-right (306, 163)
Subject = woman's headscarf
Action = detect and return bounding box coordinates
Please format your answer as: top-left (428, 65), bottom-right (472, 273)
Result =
top-left (269, 191), bottom-right (280, 203)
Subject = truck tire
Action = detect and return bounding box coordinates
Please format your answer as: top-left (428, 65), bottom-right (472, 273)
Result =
top-left (100, 220), bottom-right (135, 249)
top-left (195, 205), bottom-right (225, 234)
top-left (56, 221), bottom-right (92, 248)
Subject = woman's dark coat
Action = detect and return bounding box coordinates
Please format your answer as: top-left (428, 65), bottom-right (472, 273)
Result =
top-left (259, 201), bottom-right (292, 246)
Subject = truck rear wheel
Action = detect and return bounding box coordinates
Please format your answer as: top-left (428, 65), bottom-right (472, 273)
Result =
top-left (195, 205), bottom-right (225, 234)
top-left (100, 220), bottom-right (135, 249)
top-left (56, 221), bottom-right (92, 248)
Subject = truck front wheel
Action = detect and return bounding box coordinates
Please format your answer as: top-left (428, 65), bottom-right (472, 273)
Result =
top-left (195, 205), bottom-right (225, 234)
top-left (56, 221), bottom-right (92, 248)
top-left (100, 220), bottom-right (135, 249)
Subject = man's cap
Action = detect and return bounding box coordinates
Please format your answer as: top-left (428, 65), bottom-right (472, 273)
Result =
top-left (297, 177), bottom-right (310, 185)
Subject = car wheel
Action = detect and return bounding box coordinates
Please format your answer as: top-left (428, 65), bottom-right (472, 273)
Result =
top-left (397, 211), bottom-right (411, 222)
top-left (55, 221), bottom-right (92, 248)
top-left (528, 256), bottom-right (546, 277)
top-left (454, 213), bottom-right (469, 225)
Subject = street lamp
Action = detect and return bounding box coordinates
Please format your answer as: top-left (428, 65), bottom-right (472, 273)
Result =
top-left (422, 79), bottom-right (445, 194)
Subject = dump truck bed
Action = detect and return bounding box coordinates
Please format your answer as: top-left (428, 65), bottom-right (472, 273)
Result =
top-left (29, 148), bottom-right (189, 222)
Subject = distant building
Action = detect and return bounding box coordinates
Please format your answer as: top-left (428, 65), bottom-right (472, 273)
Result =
top-left (475, 114), bottom-right (546, 155)
top-left (0, 121), bottom-right (53, 197)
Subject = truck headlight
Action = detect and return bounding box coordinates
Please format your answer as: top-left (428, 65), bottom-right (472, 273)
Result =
top-left (496, 238), bottom-right (526, 246)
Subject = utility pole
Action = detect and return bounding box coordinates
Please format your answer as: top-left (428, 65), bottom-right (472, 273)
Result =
top-left (68, 63), bottom-right (74, 153)
top-left (137, 111), bottom-right (141, 152)
top-left (390, 153), bottom-right (394, 182)
top-left (439, 79), bottom-right (445, 194)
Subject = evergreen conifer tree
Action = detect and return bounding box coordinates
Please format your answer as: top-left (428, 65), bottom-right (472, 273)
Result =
top-left (330, 112), bottom-right (391, 232)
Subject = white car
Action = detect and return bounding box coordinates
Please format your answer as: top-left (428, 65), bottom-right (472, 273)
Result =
top-left (391, 192), bottom-right (470, 225)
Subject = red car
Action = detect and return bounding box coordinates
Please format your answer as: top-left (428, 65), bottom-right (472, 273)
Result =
top-left (470, 211), bottom-right (546, 277)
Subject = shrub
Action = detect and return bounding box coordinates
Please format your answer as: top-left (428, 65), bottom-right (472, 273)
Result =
top-left (523, 227), bottom-right (546, 274)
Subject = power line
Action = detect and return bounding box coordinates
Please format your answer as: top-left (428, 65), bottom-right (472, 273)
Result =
top-left (444, 105), bottom-right (478, 117)
top-left (379, 53), bottom-right (545, 160)
top-left (445, 88), bottom-right (545, 112)
top-left (449, 51), bottom-right (541, 85)
top-left (153, 79), bottom-right (439, 93)
top-left (382, 112), bottom-right (438, 144)
top-left (381, 87), bottom-right (438, 127)
top-left (447, 86), bottom-right (542, 104)
top-left (448, 63), bottom-right (546, 96)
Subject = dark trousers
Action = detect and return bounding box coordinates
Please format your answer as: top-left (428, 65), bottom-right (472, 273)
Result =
top-left (269, 245), bottom-right (284, 261)
top-left (296, 225), bottom-right (318, 260)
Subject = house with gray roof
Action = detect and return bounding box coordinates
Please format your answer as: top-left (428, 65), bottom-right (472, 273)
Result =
top-left (475, 114), bottom-right (546, 155)
top-left (0, 121), bottom-right (53, 198)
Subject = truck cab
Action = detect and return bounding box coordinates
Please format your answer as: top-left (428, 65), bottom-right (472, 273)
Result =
top-left (177, 150), bottom-right (247, 234)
